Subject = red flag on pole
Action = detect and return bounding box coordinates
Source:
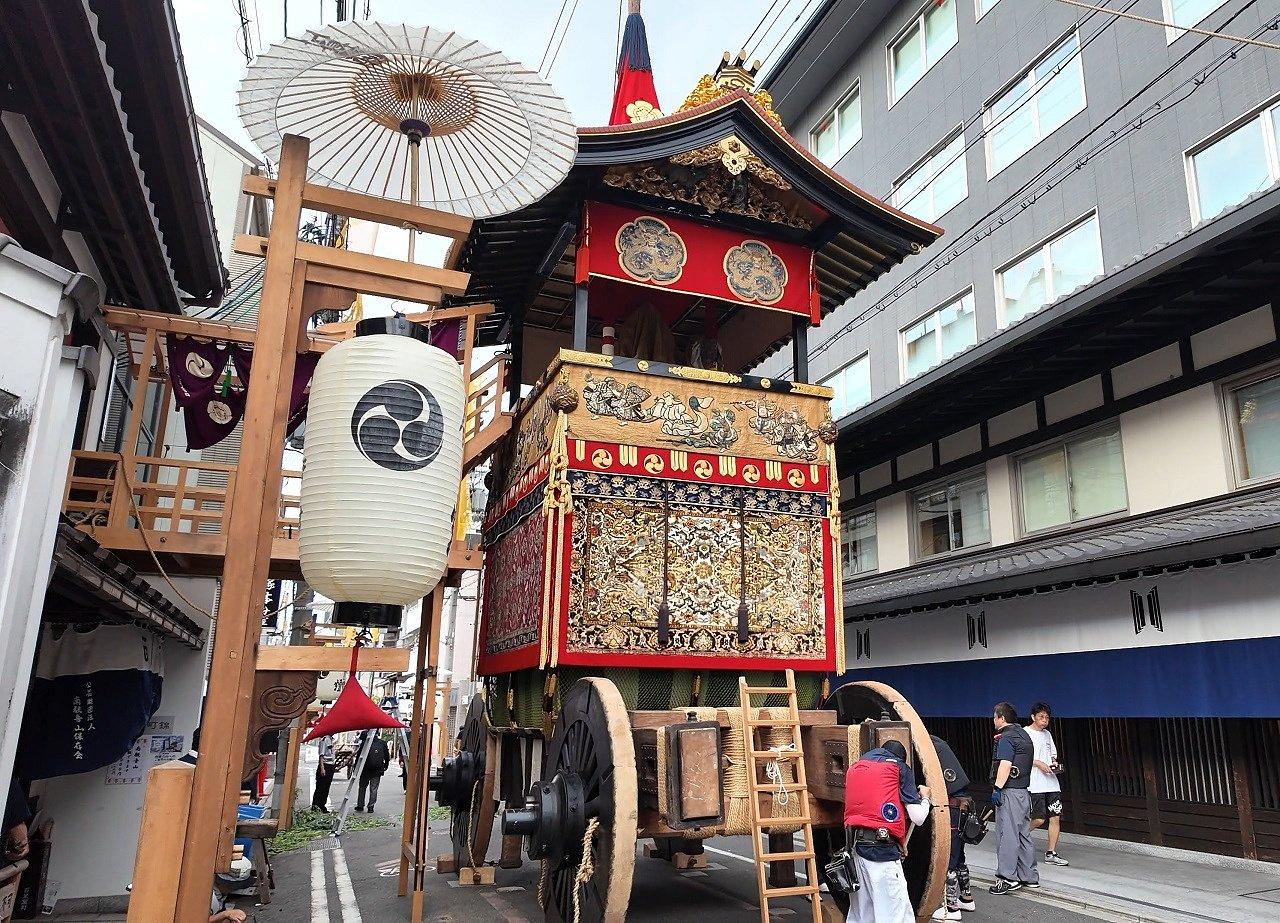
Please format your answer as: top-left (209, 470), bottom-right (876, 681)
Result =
top-left (609, 2), bottom-right (662, 125)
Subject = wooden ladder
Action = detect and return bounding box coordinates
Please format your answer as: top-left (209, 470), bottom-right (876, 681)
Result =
top-left (738, 669), bottom-right (823, 923)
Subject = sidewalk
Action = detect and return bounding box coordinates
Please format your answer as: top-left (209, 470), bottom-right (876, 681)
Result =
top-left (965, 827), bottom-right (1280, 922)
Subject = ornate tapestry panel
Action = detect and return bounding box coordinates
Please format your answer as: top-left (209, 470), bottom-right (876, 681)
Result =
top-left (564, 489), bottom-right (830, 667)
top-left (480, 506), bottom-right (546, 668)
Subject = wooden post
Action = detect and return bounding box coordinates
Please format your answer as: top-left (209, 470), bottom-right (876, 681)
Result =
top-left (410, 585), bottom-right (447, 923)
top-left (126, 761), bottom-right (194, 923)
top-left (791, 317), bottom-right (809, 384)
top-left (1226, 720), bottom-right (1259, 860)
top-left (174, 134), bottom-right (311, 922)
top-left (276, 719), bottom-right (304, 830)
top-left (398, 590), bottom-right (435, 898)
top-left (573, 285), bottom-right (588, 351)
top-left (121, 328), bottom-right (157, 460)
top-left (1137, 719), bottom-right (1164, 847)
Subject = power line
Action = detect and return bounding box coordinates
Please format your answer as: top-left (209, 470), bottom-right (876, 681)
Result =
top-left (758, 0), bottom-right (827, 68)
top-left (1053, 0), bottom-right (1280, 49)
top-left (742, 0), bottom-right (791, 59)
top-left (543, 0), bottom-right (582, 78)
top-left (538, 0), bottom-right (572, 75)
top-left (786, 0), bottom-right (1273, 377)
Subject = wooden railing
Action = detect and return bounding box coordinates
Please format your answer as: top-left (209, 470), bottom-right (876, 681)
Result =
top-left (63, 451), bottom-right (301, 542)
top-left (463, 352), bottom-right (510, 470)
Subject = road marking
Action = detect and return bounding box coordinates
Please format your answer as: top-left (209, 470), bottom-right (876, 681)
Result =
top-left (332, 848), bottom-right (364, 922)
top-left (311, 850), bottom-right (329, 923)
top-left (702, 845), bottom-right (808, 881)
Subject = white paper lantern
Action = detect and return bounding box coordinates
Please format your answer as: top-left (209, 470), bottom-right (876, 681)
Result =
top-left (300, 318), bottom-right (464, 620)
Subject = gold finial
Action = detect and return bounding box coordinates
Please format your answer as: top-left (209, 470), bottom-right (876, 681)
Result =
top-left (677, 50), bottom-right (781, 125)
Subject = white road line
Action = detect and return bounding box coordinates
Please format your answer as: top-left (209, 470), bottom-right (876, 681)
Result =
top-left (332, 847), bottom-right (364, 922)
top-left (311, 850), bottom-right (329, 923)
top-left (702, 845), bottom-right (809, 881)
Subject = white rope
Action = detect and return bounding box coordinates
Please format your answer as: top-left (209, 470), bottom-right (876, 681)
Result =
top-left (764, 743), bottom-right (795, 808)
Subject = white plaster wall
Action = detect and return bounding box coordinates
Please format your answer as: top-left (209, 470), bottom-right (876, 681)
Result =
top-left (37, 578), bottom-right (214, 903)
top-left (874, 493), bottom-right (911, 573)
top-left (0, 253), bottom-right (85, 806)
top-left (1119, 383), bottom-right (1231, 514)
top-left (985, 456), bottom-right (1018, 546)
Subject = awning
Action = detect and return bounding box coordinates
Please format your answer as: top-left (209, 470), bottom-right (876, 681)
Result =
top-left (845, 484), bottom-right (1280, 619)
top-left (45, 522), bottom-right (205, 649)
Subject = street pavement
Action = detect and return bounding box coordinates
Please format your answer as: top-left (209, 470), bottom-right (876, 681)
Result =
top-left (247, 753), bottom-right (1105, 923)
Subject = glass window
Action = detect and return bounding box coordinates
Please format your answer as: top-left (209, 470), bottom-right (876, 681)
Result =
top-left (1165, 0), bottom-right (1227, 32)
top-left (913, 473), bottom-right (990, 558)
top-left (1018, 428), bottom-right (1127, 532)
top-left (985, 33), bottom-right (1086, 174)
top-left (842, 508), bottom-right (878, 575)
top-left (891, 0), bottom-right (958, 103)
top-left (812, 86), bottom-right (862, 165)
top-left (892, 130), bottom-right (967, 222)
top-left (977, 0), bottom-right (1002, 16)
top-left (1189, 110), bottom-right (1278, 223)
top-left (1229, 373), bottom-right (1280, 482)
top-left (902, 291), bottom-right (976, 380)
top-left (998, 214), bottom-right (1102, 327)
top-left (824, 355), bottom-right (872, 421)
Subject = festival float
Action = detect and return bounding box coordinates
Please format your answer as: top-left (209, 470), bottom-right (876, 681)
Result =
top-left (430, 7), bottom-right (954, 922)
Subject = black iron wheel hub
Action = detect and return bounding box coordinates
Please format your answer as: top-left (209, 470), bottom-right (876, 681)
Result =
top-left (502, 771), bottom-right (587, 872)
top-left (435, 749), bottom-right (478, 811)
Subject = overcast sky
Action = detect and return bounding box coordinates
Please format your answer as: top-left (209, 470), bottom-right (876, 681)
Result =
top-left (173, 0), bottom-right (821, 153)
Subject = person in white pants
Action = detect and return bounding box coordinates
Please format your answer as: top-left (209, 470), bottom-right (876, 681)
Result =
top-left (843, 739), bottom-right (932, 923)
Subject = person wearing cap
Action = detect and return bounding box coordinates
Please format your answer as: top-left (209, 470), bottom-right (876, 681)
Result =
top-left (843, 738), bottom-right (932, 922)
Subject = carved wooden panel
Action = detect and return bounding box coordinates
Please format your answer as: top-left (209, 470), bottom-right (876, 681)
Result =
top-left (243, 669), bottom-right (318, 778)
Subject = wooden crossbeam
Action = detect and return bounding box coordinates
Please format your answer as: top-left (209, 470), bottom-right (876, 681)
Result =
top-left (241, 174), bottom-right (473, 241)
top-left (235, 235), bottom-right (470, 302)
top-left (255, 646), bottom-right (411, 673)
top-left (102, 307), bottom-right (341, 352)
top-left (313, 302), bottom-right (494, 338)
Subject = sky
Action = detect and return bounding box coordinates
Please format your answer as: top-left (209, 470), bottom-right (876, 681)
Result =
top-left (173, 0), bottom-right (824, 155)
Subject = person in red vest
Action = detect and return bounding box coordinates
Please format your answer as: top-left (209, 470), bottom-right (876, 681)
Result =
top-left (843, 739), bottom-right (932, 923)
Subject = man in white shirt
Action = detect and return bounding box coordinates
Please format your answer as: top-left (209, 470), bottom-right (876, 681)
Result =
top-left (1025, 703), bottom-right (1068, 866)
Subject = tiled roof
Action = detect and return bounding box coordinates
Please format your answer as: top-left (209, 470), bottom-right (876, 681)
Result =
top-left (845, 485), bottom-right (1280, 618)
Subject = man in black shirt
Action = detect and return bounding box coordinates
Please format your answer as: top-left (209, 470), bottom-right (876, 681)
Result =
top-left (989, 702), bottom-right (1038, 895)
top-left (356, 731), bottom-right (391, 813)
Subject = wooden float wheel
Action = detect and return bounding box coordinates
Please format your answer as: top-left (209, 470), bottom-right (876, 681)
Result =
top-left (541, 678), bottom-right (638, 923)
top-left (446, 691), bottom-right (498, 869)
top-left (813, 681), bottom-right (949, 923)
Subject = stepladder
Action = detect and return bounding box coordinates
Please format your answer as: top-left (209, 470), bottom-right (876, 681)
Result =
top-left (738, 669), bottom-right (824, 923)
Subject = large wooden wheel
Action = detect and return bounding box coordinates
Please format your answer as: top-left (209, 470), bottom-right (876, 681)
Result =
top-left (517, 677), bottom-right (637, 923)
top-left (438, 691), bottom-right (498, 869)
top-left (814, 681), bottom-right (949, 923)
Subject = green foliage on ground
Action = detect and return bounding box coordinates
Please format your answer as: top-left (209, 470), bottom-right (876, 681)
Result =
top-left (267, 808), bottom-right (392, 855)
top-left (428, 805), bottom-right (450, 820)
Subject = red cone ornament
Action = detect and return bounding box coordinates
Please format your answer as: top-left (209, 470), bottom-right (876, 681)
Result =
top-left (303, 645), bottom-right (406, 741)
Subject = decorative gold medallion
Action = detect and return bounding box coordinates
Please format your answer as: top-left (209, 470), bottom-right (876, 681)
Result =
top-left (724, 240), bottom-right (788, 305)
top-left (787, 469), bottom-right (806, 489)
top-left (615, 215), bottom-right (686, 284)
top-left (742, 464), bottom-right (760, 484)
top-left (591, 448), bottom-right (614, 469)
top-left (692, 459), bottom-right (713, 479)
top-left (643, 453), bottom-right (665, 474)
top-left (625, 99), bottom-right (664, 123)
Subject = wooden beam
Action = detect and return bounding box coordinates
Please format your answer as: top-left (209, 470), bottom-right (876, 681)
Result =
top-left (314, 302), bottom-right (495, 338)
top-left (304, 261), bottom-right (445, 308)
top-left (241, 173), bottom-right (473, 241)
top-left (235, 234), bottom-right (470, 297)
top-left (255, 646), bottom-right (411, 673)
top-left (102, 307), bottom-right (341, 353)
top-left (176, 134), bottom-right (312, 921)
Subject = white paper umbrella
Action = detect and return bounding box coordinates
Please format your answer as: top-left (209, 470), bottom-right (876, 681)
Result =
top-left (238, 22), bottom-right (577, 219)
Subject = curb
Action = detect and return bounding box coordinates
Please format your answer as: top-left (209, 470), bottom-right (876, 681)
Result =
top-left (968, 871), bottom-right (1225, 923)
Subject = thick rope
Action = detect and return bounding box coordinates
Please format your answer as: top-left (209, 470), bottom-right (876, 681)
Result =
top-left (572, 816), bottom-right (601, 923)
top-left (466, 778), bottom-right (482, 870)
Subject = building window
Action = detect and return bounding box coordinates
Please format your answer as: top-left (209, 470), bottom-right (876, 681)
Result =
top-left (824, 354), bottom-right (871, 421)
top-left (1188, 103), bottom-right (1280, 224)
top-left (1017, 427), bottom-right (1127, 533)
top-left (1163, 0), bottom-right (1227, 39)
top-left (812, 85), bottom-right (862, 165)
top-left (977, 0), bottom-right (1002, 17)
top-left (842, 508), bottom-right (878, 575)
top-left (890, 0), bottom-right (958, 104)
top-left (997, 213), bottom-right (1102, 327)
top-left (901, 290), bottom-right (976, 380)
top-left (891, 129), bottom-right (967, 222)
top-left (1227, 371), bottom-right (1280, 483)
top-left (985, 32), bottom-right (1086, 175)
top-left (913, 472), bottom-right (990, 558)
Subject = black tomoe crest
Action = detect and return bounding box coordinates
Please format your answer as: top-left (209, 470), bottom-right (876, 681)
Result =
top-left (350, 379), bottom-right (443, 471)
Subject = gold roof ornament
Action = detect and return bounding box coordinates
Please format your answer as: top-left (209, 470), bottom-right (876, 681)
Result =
top-left (677, 50), bottom-right (783, 126)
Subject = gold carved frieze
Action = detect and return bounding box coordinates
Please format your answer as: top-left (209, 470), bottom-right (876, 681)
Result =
top-left (561, 363), bottom-right (827, 461)
top-left (602, 161), bottom-right (812, 231)
top-left (670, 136), bottom-right (790, 189)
